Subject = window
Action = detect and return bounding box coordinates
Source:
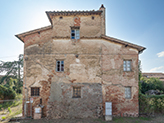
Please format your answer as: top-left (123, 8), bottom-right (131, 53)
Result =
top-left (31, 87), bottom-right (40, 96)
top-left (72, 87), bottom-right (81, 98)
top-left (125, 87), bottom-right (131, 99)
top-left (71, 29), bottom-right (80, 39)
top-left (56, 60), bottom-right (64, 72)
top-left (123, 60), bottom-right (131, 71)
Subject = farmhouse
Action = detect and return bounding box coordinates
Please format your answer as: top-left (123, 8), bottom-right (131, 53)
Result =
top-left (16, 5), bottom-right (145, 118)
top-left (142, 73), bottom-right (164, 82)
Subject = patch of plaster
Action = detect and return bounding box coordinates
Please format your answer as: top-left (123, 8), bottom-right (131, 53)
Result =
top-left (129, 48), bottom-right (138, 53)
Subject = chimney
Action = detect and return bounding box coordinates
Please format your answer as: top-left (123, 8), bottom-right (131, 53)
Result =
top-left (99, 4), bottom-right (106, 35)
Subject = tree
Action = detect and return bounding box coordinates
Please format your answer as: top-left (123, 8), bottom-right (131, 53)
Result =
top-left (140, 77), bottom-right (164, 94)
top-left (138, 60), bottom-right (142, 93)
top-left (0, 54), bottom-right (23, 93)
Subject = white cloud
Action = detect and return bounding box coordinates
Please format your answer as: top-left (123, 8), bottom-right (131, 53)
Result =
top-left (157, 51), bottom-right (164, 57)
top-left (150, 66), bottom-right (164, 72)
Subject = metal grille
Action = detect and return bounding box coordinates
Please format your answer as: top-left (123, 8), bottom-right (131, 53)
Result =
top-left (73, 87), bottom-right (81, 98)
top-left (31, 87), bottom-right (40, 96)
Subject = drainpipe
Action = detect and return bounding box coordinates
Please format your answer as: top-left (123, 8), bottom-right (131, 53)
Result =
top-left (24, 55), bottom-right (28, 117)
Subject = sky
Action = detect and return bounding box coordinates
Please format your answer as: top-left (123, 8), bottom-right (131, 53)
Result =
top-left (0, 0), bottom-right (164, 73)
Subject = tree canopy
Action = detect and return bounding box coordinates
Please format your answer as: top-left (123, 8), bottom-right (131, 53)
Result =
top-left (0, 54), bottom-right (23, 93)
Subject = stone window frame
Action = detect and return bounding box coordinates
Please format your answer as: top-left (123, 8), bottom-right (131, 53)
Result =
top-left (31, 87), bottom-right (40, 97)
top-left (70, 26), bottom-right (80, 40)
top-left (125, 86), bottom-right (131, 99)
top-left (123, 59), bottom-right (132, 72)
top-left (56, 60), bottom-right (64, 72)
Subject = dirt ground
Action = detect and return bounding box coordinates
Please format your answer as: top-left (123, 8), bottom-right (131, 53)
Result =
top-left (7, 115), bottom-right (164, 123)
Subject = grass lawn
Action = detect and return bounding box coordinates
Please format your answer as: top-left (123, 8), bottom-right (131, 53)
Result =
top-left (0, 94), bottom-right (22, 122)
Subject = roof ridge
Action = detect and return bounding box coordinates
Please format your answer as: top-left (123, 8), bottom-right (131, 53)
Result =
top-left (46, 9), bottom-right (101, 13)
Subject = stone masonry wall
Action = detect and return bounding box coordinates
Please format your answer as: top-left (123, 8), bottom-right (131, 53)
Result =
top-left (22, 38), bottom-right (139, 118)
top-left (21, 9), bottom-right (105, 48)
top-left (48, 83), bottom-right (102, 119)
top-left (101, 40), bottom-right (139, 117)
top-left (51, 15), bottom-right (102, 38)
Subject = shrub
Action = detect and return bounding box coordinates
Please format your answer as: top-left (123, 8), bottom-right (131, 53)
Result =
top-left (8, 107), bottom-right (11, 113)
top-left (0, 85), bottom-right (16, 100)
top-left (139, 93), bottom-right (164, 114)
top-left (2, 116), bottom-right (6, 120)
top-left (140, 77), bottom-right (164, 94)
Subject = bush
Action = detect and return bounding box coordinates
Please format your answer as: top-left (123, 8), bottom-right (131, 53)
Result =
top-left (140, 77), bottom-right (164, 94)
top-left (0, 85), bottom-right (16, 100)
top-left (139, 93), bottom-right (164, 114)
top-left (8, 107), bottom-right (11, 113)
top-left (0, 94), bottom-right (22, 110)
top-left (2, 116), bottom-right (6, 120)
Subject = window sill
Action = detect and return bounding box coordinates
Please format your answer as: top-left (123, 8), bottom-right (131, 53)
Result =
top-left (72, 97), bottom-right (81, 99)
top-left (125, 98), bottom-right (131, 99)
top-left (123, 70), bottom-right (133, 72)
top-left (56, 71), bottom-right (64, 73)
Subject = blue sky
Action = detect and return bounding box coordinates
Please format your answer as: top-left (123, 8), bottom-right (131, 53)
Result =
top-left (0, 0), bottom-right (164, 73)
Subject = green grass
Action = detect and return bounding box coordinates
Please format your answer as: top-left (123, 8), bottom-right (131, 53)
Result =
top-left (6, 107), bottom-right (22, 119)
top-left (0, 94), bottom-right (22, 111)
top-left (113, 117), bottom-right (125, 123)
top-left (139, 117), bottom-right (151, 121)
top-left (94, 118), bottom-right (106, 123)
top-left (0, 94), bottom-right (22, 121)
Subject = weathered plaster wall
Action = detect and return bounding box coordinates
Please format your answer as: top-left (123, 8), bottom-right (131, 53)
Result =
top-left (101, 40), bottom-right (139, 117)
top-left (51, 15), bottom-right (102, 38)
top-left (23, 38), bottom-right (139, 118)
top-left (22, 14), bottom-right (104, 49)
top-left (48, 83), bottom-right (102, 118)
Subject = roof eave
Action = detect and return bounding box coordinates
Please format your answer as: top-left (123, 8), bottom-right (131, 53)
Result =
top-left (15, 25), bottom-right (52, 43)
top-left (101, 35), bottom-right (146, 53)
top-left (15, 34), bottom-right (24, 43)
top-left (46, 12), bottom-right (53, 25)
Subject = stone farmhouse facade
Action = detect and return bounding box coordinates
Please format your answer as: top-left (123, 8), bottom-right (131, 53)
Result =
top-left (142, 73), bottom-right (164, 82)
top-left (16, 5), bottom-right (145, 118)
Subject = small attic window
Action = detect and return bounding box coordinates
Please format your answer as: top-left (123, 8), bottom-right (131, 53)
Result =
top-left (92, 16), bottom-right (95, 20)
top-left (71, 26), bottom-right (80, 40)
top-left (71, 30), bottom-right (80, 39)
top-left (59, 16), bottom-right (63, 19)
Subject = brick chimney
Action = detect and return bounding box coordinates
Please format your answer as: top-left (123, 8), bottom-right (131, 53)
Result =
top-left (99, 4), bottom-right (106, 35)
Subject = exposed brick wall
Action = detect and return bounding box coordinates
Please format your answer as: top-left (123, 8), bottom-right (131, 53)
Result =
top-left (22, 38), bottom-right (139, 118)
